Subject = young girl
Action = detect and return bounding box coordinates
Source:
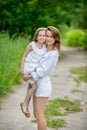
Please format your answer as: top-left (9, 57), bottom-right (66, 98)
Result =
top-left (20, 27), bottom-right (46, 117)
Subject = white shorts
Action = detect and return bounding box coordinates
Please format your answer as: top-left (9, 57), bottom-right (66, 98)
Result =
top-left (34, 76), bottom-right (52, 97)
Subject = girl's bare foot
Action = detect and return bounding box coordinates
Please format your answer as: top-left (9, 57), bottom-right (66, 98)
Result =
top-left (20, 102), bottom-right (30, 117)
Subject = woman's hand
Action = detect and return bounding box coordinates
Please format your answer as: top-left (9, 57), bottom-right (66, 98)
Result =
top-left (23, 74), bottom-right (32, 81)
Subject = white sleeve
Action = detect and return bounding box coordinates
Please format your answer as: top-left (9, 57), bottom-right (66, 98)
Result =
top-left (31, 52), bottom-right (59, 81)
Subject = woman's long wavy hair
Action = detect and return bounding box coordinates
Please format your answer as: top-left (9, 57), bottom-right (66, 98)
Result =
top-left (46, 26), bottom-right (60, 51)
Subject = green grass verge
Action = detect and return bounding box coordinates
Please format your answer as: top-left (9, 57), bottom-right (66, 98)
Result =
top-left (0, 33), bottom-right (30, 97)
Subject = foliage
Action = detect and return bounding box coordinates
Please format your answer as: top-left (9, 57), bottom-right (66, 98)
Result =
top-left (64, 29), bottom-right (86, 48)
top-left (0, 33), bottom-right (30, 97)
top-left (83, 30), bottom-right (87, 50)
top-left (0, 0), bottom-right (86, 37)
top-left (78, 0), bottom-right (87, 30)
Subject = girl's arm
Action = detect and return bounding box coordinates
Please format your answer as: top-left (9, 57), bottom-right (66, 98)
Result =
top-left (20, 44), bottom-right (32, 75)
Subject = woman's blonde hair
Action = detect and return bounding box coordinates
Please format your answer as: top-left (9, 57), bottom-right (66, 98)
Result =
top-left (46, 26), bottom-right (60, 51)
top-left (33, 27), bottom-right (46, 42)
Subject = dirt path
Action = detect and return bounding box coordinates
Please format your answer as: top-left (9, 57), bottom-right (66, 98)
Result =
top-left (0, 46), bottom-right (87, 130)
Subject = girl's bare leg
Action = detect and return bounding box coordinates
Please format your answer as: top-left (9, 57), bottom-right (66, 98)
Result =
top-left (24, 83), bottom-right (37, 105)
top-left (33, 96), bottom-right (48, 130)
top-left (20, 83), bottom-right (37, 117)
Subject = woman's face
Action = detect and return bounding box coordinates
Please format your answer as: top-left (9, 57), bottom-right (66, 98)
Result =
top-left (46, 30), bottom-right (55, 46)
top-left (37, 30), bottom-right (46, 44)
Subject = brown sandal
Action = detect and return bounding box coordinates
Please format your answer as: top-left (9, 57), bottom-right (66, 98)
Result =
top-left (20, 103), bottom-right (30, 117)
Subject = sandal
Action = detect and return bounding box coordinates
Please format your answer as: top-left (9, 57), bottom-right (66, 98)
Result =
top-left (20, 102), bottom-right (30, 117)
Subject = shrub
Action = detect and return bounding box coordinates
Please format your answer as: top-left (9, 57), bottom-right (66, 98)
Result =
top-left (65, 29), bottom-right (86, 48)
top-left (0, 33), bottom-right (30, 97)
top-left (84, 30), bottom-right (87, 50)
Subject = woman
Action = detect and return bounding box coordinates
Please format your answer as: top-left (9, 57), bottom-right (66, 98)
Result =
top-left (22, 26), bottom-right (60, 130)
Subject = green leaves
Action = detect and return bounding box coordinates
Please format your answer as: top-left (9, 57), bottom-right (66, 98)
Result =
top-left (0, 33), bottom-right (30, 97)
top-left (65, 29), bottom-right (86, 47)
top-left (0, 0), bottom-right (86, 36)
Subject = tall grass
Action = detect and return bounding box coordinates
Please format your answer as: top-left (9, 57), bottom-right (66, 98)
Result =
top-left (0, 33), bottom-right (30, 97)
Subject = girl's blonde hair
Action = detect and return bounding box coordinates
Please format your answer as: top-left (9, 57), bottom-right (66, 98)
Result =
top-left (33, 27), bottom-right (46, 42)
top-left (46, 26), bottom-right (60, 51)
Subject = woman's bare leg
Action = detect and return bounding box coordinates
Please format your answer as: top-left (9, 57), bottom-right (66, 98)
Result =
top-left (33, 95), bottom-right (48, 130)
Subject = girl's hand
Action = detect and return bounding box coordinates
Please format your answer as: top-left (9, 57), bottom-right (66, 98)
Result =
top-left (23, 74), bottom-right (32, 81)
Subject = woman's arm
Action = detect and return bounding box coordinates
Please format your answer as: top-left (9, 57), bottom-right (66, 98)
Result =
top-left (31, 52), bottom-right (59, 81)
top-left (20, 44), bottom-right (32, 75)
top-left (22, 74), bottom-right (32, 81)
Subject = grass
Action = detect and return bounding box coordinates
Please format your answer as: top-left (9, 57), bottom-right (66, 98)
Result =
top-left (0, 33), bottom-right (30, 97)
top-left (70, 66), bottom-right (87, 85)
top-left (47, 118), bottom-right (66, 128)
top-left (32, 97), bottom-right (83, 128)
top-left (71, 89), bottom-right (84, 93)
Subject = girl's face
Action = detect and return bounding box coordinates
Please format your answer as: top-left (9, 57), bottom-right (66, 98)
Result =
top-left (37, 30), bottom-right (46, 44)
top-left (46, 30), bottom-right (55, 46)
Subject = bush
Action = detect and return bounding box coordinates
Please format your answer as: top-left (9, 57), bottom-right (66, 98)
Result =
top-left (84, 30), bottom-right (87, 50)
top-left (65, 29), bottom-right (86, 49)
top-left (0, 33), bottom-right (30, 97)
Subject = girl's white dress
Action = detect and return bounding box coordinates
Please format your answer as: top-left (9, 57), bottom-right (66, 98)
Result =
top-left (31, 50), bottom-right (59, 97)
top-left (24, 41), bottom-right (46, 84)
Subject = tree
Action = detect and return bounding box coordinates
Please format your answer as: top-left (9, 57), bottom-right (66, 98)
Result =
top-left (0, 0), bottom-right (86, 36)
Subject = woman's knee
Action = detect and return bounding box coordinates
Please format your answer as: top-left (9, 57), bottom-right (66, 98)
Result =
top-left (33, 110), bottom-right (44, 120)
